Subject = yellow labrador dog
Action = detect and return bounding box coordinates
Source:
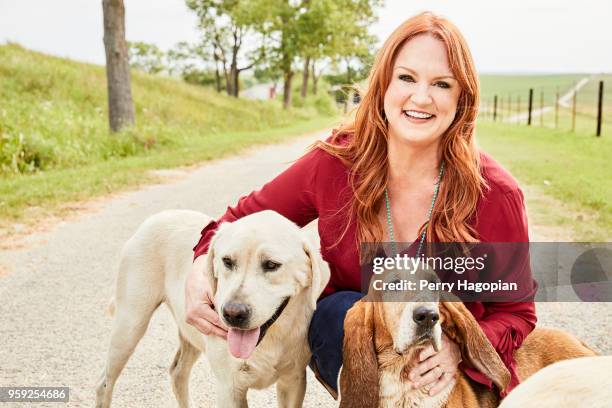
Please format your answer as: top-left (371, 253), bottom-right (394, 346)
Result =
top-left (95, 210), bottom-right (330, 408)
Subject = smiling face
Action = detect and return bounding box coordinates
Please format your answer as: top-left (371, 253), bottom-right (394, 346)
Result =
top-left (383, 34), bottom-right (462, 148)
top-left (206, 210), bottom-right (325, 360)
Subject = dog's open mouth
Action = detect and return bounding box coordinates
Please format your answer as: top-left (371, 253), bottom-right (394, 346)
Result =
top-left (227, 297), bottom-right (290, 359)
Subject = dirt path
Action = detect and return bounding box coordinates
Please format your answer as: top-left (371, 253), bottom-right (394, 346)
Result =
top-left (505, 76), bottom-right (591, 124)
top-left (0, 129), bottom-right (609, 407)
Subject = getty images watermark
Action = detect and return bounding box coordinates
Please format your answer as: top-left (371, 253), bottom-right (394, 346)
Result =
top-left (360, 242), bottom-right (612, 302)
top-left (370, 252), bottom-right (517, 293)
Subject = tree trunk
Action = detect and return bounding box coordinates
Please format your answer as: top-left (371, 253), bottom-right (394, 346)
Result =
top-left (300, 56), bottom-right (310, 98)
top-left (102, 0), bottom-right (135, 132)
top-left (311, 59), bottom-right (318, 95)
top-left (234, 72), bottom-right (240, 98)
top-left (283, 70), bottom-right (293, 110)
top-left (230, 49), bottom-right (239, 97)
top-left (213, 47), bottom-right (222, 93)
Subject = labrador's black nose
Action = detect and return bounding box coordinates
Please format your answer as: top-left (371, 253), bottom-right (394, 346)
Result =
top-left (413, 306), bottom-right (439, 328)
top-left (222, 302), bottom-right (252, 327)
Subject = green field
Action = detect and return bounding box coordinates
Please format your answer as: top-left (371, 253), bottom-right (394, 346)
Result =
top-left (479, 74), bottom-right (584, 105)
top-left (0, 44), bottom-right (338, 226)
top-left (477, 121), bottom-right (611, 241)
top-left (479, 73), bottom-right (611, 136)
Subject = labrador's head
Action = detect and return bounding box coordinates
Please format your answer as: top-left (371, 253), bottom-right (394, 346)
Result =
top-left (204, 210), bottom-right (329, 359)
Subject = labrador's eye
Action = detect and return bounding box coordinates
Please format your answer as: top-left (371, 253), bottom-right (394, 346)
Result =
top-left (390, 279), bottom-right (401, 285)
top-left (222, 256), bottom-right (235, 269)
top-left (262, 260), bottom-right (281, 272)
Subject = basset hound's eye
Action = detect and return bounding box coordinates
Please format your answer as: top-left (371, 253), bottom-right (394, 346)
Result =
top-left (261, 260), bottom-right (281, 272)
top-left (222, 256), bottom-right (235, 269)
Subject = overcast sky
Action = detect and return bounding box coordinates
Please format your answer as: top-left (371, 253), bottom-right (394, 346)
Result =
top-left (1, 0), bottom-right (610, 73)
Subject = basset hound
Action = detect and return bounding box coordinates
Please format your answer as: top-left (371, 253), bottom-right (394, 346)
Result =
top-left (339, 269), bottom-right (596, 408)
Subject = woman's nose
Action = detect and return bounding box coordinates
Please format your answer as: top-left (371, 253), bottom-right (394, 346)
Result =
top-left (410, 84), bottom-right (433, 106)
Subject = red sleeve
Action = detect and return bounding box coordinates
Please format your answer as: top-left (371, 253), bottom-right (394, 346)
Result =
top-left (192, 148), bottom-right (322, 260)
top-left (462, 188), bottom-right (537, 395)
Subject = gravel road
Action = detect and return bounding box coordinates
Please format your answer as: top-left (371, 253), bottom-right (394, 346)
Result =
top-left (0, 129), bottom-right (609, 407)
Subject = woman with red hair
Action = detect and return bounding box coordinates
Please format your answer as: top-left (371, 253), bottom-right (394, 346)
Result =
top-left (187, 11), bottom-right (536, 399)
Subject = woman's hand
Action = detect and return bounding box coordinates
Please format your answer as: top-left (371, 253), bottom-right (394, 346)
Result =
top-left (408, 333), bottom-right (461, 396)
top-left (185, 256), bottom-right (228, 338)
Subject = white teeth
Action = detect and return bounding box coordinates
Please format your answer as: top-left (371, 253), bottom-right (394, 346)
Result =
top-left (404, 110), bottom-right (433, 119)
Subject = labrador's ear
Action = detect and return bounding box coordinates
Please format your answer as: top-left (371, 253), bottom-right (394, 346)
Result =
top-left (302, 238), bottom-right (331, 309)
top-left (203, 226), bottom-right (226, 296)
top-left (440, 302), bottom-right (510, 392)
top-left (339, 300), bottom-right (379, 408)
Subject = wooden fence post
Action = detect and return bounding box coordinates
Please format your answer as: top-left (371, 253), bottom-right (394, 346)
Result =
top-left (597, 81), bottom-right (603, 137)
top-left (517, 96), bottom-right (521, 125)
top-left (508, 94), bottom-right (511, 122)
top-left (493, 95), bottom-right (498, 122)
top-left (528, 88), bottom-right (533, 125)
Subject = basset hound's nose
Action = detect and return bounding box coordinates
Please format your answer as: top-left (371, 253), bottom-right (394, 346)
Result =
top-left (222, 302), bottom-right (252, 327)
top-left (413, 306), bottom-right (439, 328)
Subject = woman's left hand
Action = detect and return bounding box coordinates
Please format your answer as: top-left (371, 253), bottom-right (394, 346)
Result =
top-left (408, 333), bottom-right (462, 396)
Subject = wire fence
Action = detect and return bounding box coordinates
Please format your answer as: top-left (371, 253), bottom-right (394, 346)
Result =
top-left (480, 77), bottom-right (608, 137)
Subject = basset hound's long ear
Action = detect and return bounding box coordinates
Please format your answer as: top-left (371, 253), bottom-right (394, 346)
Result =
top-left (339, 299), bottom-right (379, 408)
top-left (440, 302), bottom-right (510, 393)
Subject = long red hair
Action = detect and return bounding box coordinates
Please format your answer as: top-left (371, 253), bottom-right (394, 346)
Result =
top-left (313, 12), bottom-right (486, 256)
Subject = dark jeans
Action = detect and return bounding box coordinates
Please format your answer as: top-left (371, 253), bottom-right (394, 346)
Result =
top-left (307, 290), bottom-right (363, 392)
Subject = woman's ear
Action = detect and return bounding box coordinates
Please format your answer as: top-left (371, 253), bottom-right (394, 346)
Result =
top-left (339, 300), bottom-right (379, 408)
top-left (440, 302), bottom-right (510, 392)
top-left (302, 238), bottom-right (331, 309)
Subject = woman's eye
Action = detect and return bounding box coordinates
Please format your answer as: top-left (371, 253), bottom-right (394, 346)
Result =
top-left (262, 260), bottom-right (281, 272)
top-left (222, 256), bottom-right (235, 269)
top-left (435, 81), bottom-right (450, 89)
top-left (399, 74), bottom-right (415, 82)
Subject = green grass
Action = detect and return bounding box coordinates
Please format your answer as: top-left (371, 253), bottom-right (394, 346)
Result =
top-left (0, 116), bottom-right (336, 225)
top-left (480, 74), bottom-right (585, 105)
top-left (480, 74), bottom-right (611, 136)
top-left (476, 121), bottom-right (611, 241)
top-left (0, 43), bottom-right (339, 226)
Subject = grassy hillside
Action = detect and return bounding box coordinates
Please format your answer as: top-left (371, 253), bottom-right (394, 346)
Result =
top-left (0, 44), bottom-right (338, 225)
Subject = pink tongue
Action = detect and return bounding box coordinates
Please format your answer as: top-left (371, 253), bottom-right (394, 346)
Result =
top-left (227, 327), bottom-right (261, 359)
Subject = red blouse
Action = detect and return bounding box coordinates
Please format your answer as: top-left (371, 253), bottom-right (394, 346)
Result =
top-left (193, 133), bottom-right (537, 395)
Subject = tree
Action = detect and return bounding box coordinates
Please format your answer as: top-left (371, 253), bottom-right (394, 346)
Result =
top-left (128, 41), bottom-right (165, 74)
top-left (102, 0), bottom-right (135, 132)
top-left (186, 0), bottom-right (264, 97)
top-left (251, 0), bottom-right (380, 109)
top-left (248, 0), bottom-right (302, 109)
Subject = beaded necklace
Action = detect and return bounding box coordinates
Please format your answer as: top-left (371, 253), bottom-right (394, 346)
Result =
top-left (384, 161), bottom-right (445, 257)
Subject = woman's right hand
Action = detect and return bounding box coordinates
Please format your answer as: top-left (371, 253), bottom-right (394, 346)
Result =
top-left (185, 256), bottom-right (228, 338)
